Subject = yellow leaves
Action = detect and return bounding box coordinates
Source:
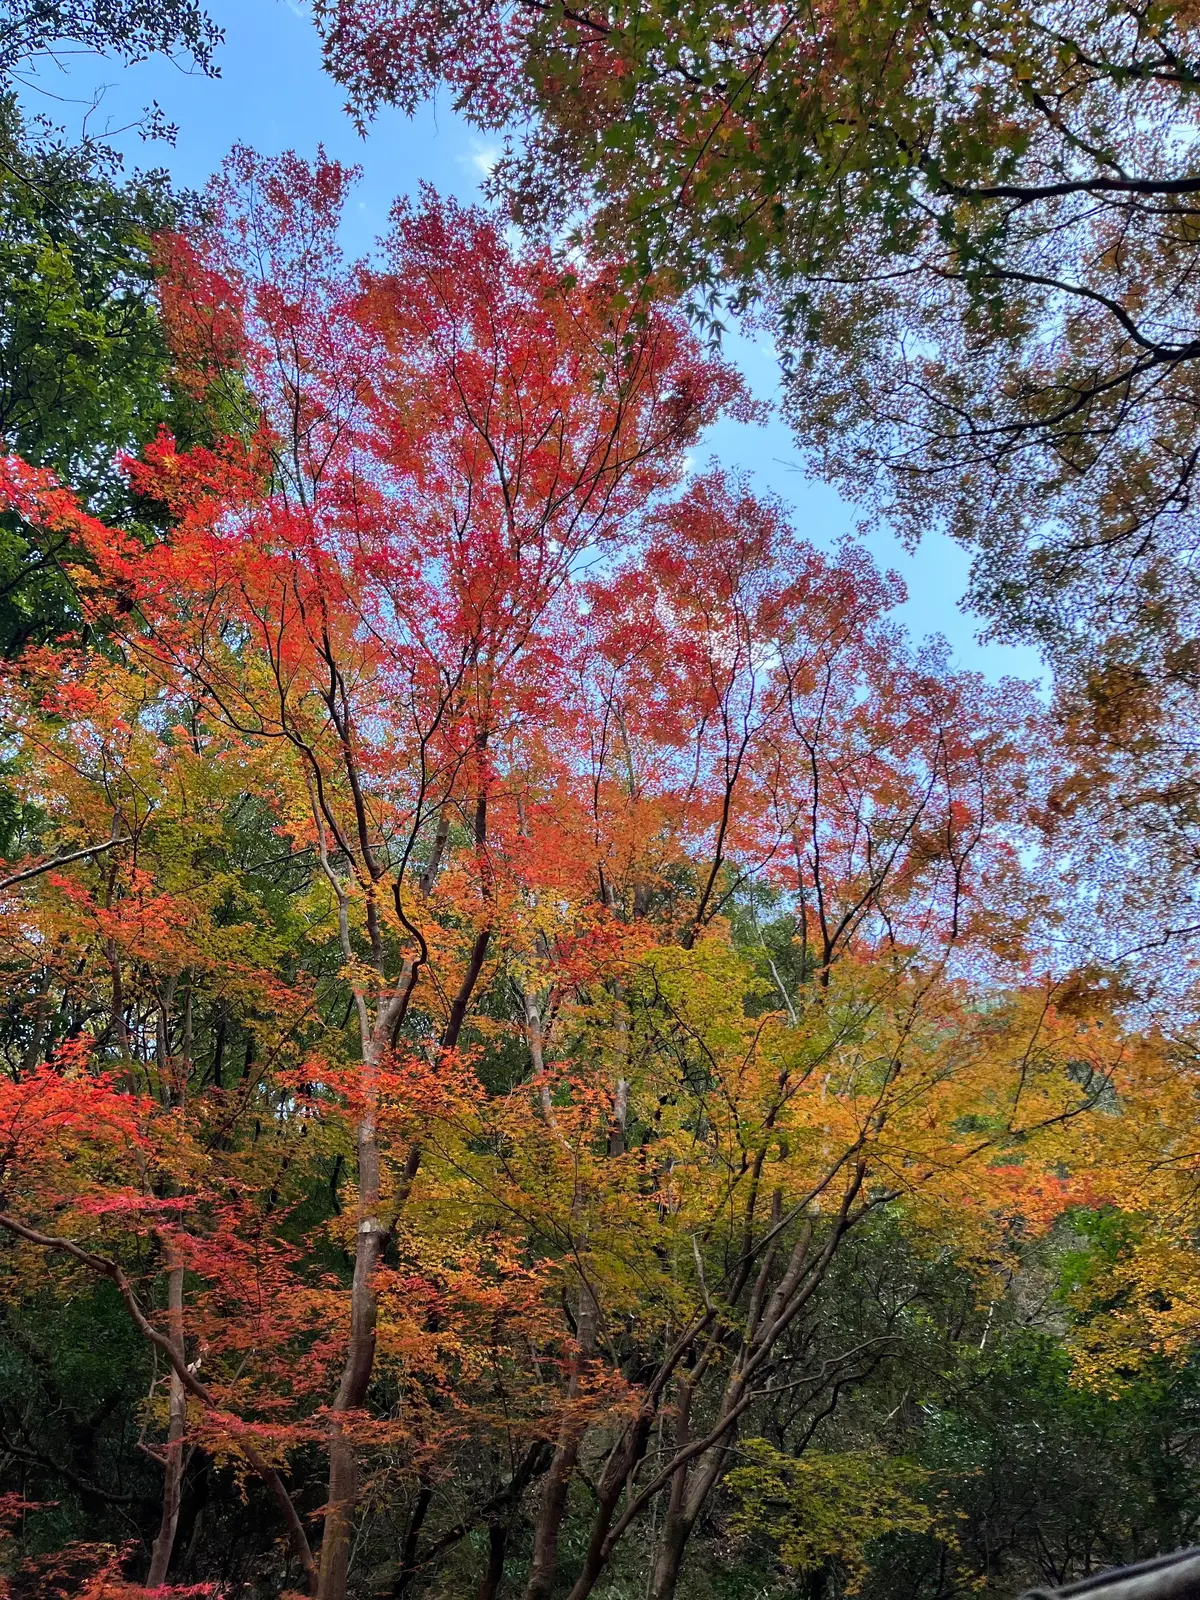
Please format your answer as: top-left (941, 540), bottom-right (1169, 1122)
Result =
top-left (1068, 1226), bottom-right (1200, 1394)
top-left (336, 955), bottom-right (383, 997)
top-left (588, 937), bottom-right (1136, 1287)
top-left (1050, 1029), bottom-right (1200, 1387)
top-left (727, 1442), bottom-right (945, 1590)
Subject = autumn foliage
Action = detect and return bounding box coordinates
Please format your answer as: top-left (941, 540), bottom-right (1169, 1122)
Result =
top-left (0, 145), bottom-right (1196, 1600)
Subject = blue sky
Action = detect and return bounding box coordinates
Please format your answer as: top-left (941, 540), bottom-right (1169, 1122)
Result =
top-left (21, 0), bottom-right (1042, 683)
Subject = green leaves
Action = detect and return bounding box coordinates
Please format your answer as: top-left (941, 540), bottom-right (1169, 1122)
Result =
top-left (0, 0), bottom-right (221, 78)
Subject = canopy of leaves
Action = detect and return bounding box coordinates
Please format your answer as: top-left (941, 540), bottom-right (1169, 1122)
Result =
top-left (0, 0), bottom-right (220, 77)
top-left (315, 0), bottom-right (1200, 999)
top-left (0, 138), bottom-right (1197, 1600)
top-left (315, 0), bottom-right (1200, 659)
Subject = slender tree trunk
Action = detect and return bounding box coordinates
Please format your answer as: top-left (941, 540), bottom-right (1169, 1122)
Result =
top-left (20, 968), bottom-right (52, 1074)
top-left (149, 982), bottom-right (188, 1589)
top-left (318, 1035), bottom-right (385, 1600)
top-left (312, 766), bottom-right (486, 1600)
top-left (477, 1522), bottom-right (509, 1600)
top-left (608, 1077), bottom-right (629, 1157)
top-left (106, 943), bottom-right (130, 1057)
top-left (522, 972), bottom-right (600, 1600)
top-left (649, 1510), bottom-right (691, 1600)
top-left (524, 1285), bottom-right (597, 1600)
top-left (563, 1407), bottom-right (655, 1600)
top-left (647, 1381), bottom-right (693, 1600)
top-left (391, 1478), bottom-right (433, 1597)
top-left (419, 812), bottom-right (450, 898)
top-left (146, 1253), bottom-right (187, 1587)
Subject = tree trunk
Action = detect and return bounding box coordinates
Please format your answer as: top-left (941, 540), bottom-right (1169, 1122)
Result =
top-left (146, 1254), bottom-right (186, 1588)
top-left (391, 1478), bottom-right (433, 1597)
top-left (318, 1040), bottom-right (384, 1600)
top-left (523, 1285), bottom-right (597, 1600)
top-left (477, 1522), bottom-right (509, 1600)
top-left (522, 971), bottom-right (599, 1600)
top-left (607, 1077), bottom-right (629, 1157)
top-left (646, 1381), bottom-right (694, 1600)
top-left (20, 968), bottom-right (52, 1074)
top-left (563, 1407), bottom-right (655, 1600)
top-left (149, 990), bottom-right (188, 1591)
top-left (649, 1509), bottom-right (691, 1600)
